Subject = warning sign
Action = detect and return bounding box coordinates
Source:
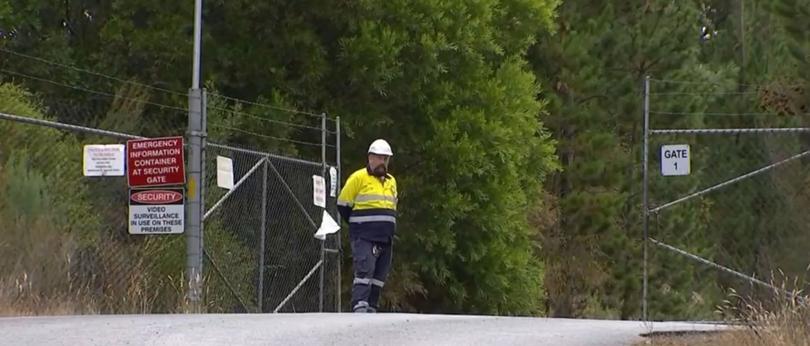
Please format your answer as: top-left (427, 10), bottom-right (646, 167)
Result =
top-left (83, 144), bottom-right (125, 176)
top-left (129, 188), bottom-right (185, 234)
top-left (127, 136), bottom-right (185, 187)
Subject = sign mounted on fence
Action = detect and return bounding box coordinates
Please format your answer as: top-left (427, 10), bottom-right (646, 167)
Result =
top-left (313, 175), bottom-right (326, 208)
top-left (129, 188), bottom-right (185, 234)
top-left (127, 136), bottom-right (185, 187)
top-left (83, 144), bottom-right (125, 176)
top-left (216, 156), bottom-right (234, 190)
top-left (661, 144), bottom-right (690, 176)
top-left (329, 166), bottom-right (338, 197)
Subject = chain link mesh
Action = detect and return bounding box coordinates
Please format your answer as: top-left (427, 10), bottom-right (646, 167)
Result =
top-left (202, 90), bottom-right (342, 313)
top-left (202, 143), bottom-right (341, 313)
top-left (0, 82), bottom-right (188, 314)
top-left (0, 75), bottom-right (342, 314)
top-left (645, 79), bottom-right (810, 321)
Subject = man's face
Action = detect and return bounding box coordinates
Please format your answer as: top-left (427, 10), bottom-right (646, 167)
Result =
top-left (368, 153), bottom-right (390, 176)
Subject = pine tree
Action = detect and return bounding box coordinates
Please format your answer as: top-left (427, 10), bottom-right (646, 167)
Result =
top-left (530, 0), bottom-right (735, 319)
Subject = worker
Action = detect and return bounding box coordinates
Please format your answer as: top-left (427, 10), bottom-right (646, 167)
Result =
top-left (337, 139), bottom-right (398, 313)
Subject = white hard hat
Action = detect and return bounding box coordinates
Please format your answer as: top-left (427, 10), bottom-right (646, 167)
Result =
top-left (368, 139), bottom-right (393, 156)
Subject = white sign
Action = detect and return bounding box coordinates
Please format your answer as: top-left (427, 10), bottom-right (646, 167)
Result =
top-left (312, 175), bottom-right (326, 208)
top-left (129, 189), bottom-right (185, 234)
top-left (83, 144), bottom-right (125, 176)
top-left (661, 144), bottom-right (690, 176)
top-left (329, 166), bottom-right (338, 197)
top-left (217, 156), bottom-right (234, 190)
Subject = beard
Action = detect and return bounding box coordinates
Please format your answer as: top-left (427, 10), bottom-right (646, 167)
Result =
top-left (368, 163), bottom-right (387, 177)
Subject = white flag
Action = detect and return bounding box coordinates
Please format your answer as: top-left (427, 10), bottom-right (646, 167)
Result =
top-left (314, 210), bottom-right (341, 240)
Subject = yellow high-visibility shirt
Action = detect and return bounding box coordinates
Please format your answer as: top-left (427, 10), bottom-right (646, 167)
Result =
top-left (337, 168), bottom-right (398, 241)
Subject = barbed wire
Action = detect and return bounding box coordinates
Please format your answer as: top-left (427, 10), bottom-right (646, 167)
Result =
top-left (0, 47), bottom-right (189, 98)
top-left (0, 111), bottom-right (144, 139)
top-left (0, 47), bottom-right (344, 137)
top-left (650, 110), bottom-right (810, 117)
top-left (0, 69), bottom-right (189, 114)
top-left (651, 128), bottom-right (810, 135)
top-left (649, 77), bottom-right (805, 89)
top-left (650, 91), bottom-right (761, 96)
top-left (1, 69), bottom-right (338, 150)
top-left (207, 92), bottom-right (332, 120)
top-left (209, 122), bottom-right (334, 148)
top-left (207, 104), bottom-right (325, 132)
top-left (0, 48), bottom-right (339, 126)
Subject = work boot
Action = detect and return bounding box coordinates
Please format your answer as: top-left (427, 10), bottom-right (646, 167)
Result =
top-left (353, 301), bottom-right (370, 313)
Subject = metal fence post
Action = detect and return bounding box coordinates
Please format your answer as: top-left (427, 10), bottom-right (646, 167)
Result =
top-left (185, 0), bottom-right (205, 312)
top-left (258, 157), bottom-right (268, 312)
top-left (186, 89), bottom-right (206, 311)
top-left (319, 113), bottom-right (327, 312)
top-left (186, 88), bottom-right (206, 311)
top-left (335, 116), bottom-right (342, 312)
top-left (200, 90), bottom-right (208, 306)
top-left (642, 75), bottom-right (650, 322)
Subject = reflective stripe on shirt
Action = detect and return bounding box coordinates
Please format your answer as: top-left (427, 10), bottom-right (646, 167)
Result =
top-left (348, 215), bottom-right (397, 224)
top-left (355, 194), bottom-right (398, 204)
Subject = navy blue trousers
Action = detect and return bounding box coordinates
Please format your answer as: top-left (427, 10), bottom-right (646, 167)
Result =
top-left (350, 238), bottom-right (392, 310)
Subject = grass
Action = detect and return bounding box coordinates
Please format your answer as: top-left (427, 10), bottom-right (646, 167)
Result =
top-left (638, 279), bottom-right (810, 346)
top-left (639, 331), bottom-right (747, 345)
top-left (0, 219), bottom-right (190, 316)
top-left (0, 267), bottom-right (198, 316)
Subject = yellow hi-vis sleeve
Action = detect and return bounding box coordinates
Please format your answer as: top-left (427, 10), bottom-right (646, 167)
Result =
top-left (338, 170), bottom-right (362, 208)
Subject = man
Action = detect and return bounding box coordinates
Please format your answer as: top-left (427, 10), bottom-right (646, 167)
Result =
top-left (337, 139), bottom-right (398, 313)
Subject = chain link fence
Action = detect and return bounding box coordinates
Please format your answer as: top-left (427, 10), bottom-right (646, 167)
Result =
top-left (202, 143), bottom-right (342, 313)
top-left (0, 106), bottom-right (187, 314)
top-left (0, 66), bottom-right (342, 314)
top-left (203, 93), bottom-right (343, 313)
top-left (642, 77), bottom-right (810, 321)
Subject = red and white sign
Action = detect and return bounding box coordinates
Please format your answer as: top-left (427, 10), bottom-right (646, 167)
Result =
top-left (130, 189), bottom-right (184, 204)
top-left (127, 136), bottom-right (185, 187)
top-left (129, 188), bottom-right (185, 235)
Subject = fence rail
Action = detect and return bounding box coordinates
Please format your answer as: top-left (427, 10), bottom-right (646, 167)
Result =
top-left (0, 107), bottom-right (342, 314)
top-left (641, 75), bottom-right (810, 322)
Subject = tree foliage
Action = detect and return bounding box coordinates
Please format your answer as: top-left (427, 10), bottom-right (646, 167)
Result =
top-left (5, 0), bottom-right (810, 319)
top-left (1, 0), bottom-right (560, 315)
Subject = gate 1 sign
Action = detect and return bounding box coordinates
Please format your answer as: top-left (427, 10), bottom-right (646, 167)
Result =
top-left (661, 144), bottom-right (690, 176)
top-left (127, 136), bottom-right (185, 187)
top-left (129, 188), bottom-right (185, 234)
